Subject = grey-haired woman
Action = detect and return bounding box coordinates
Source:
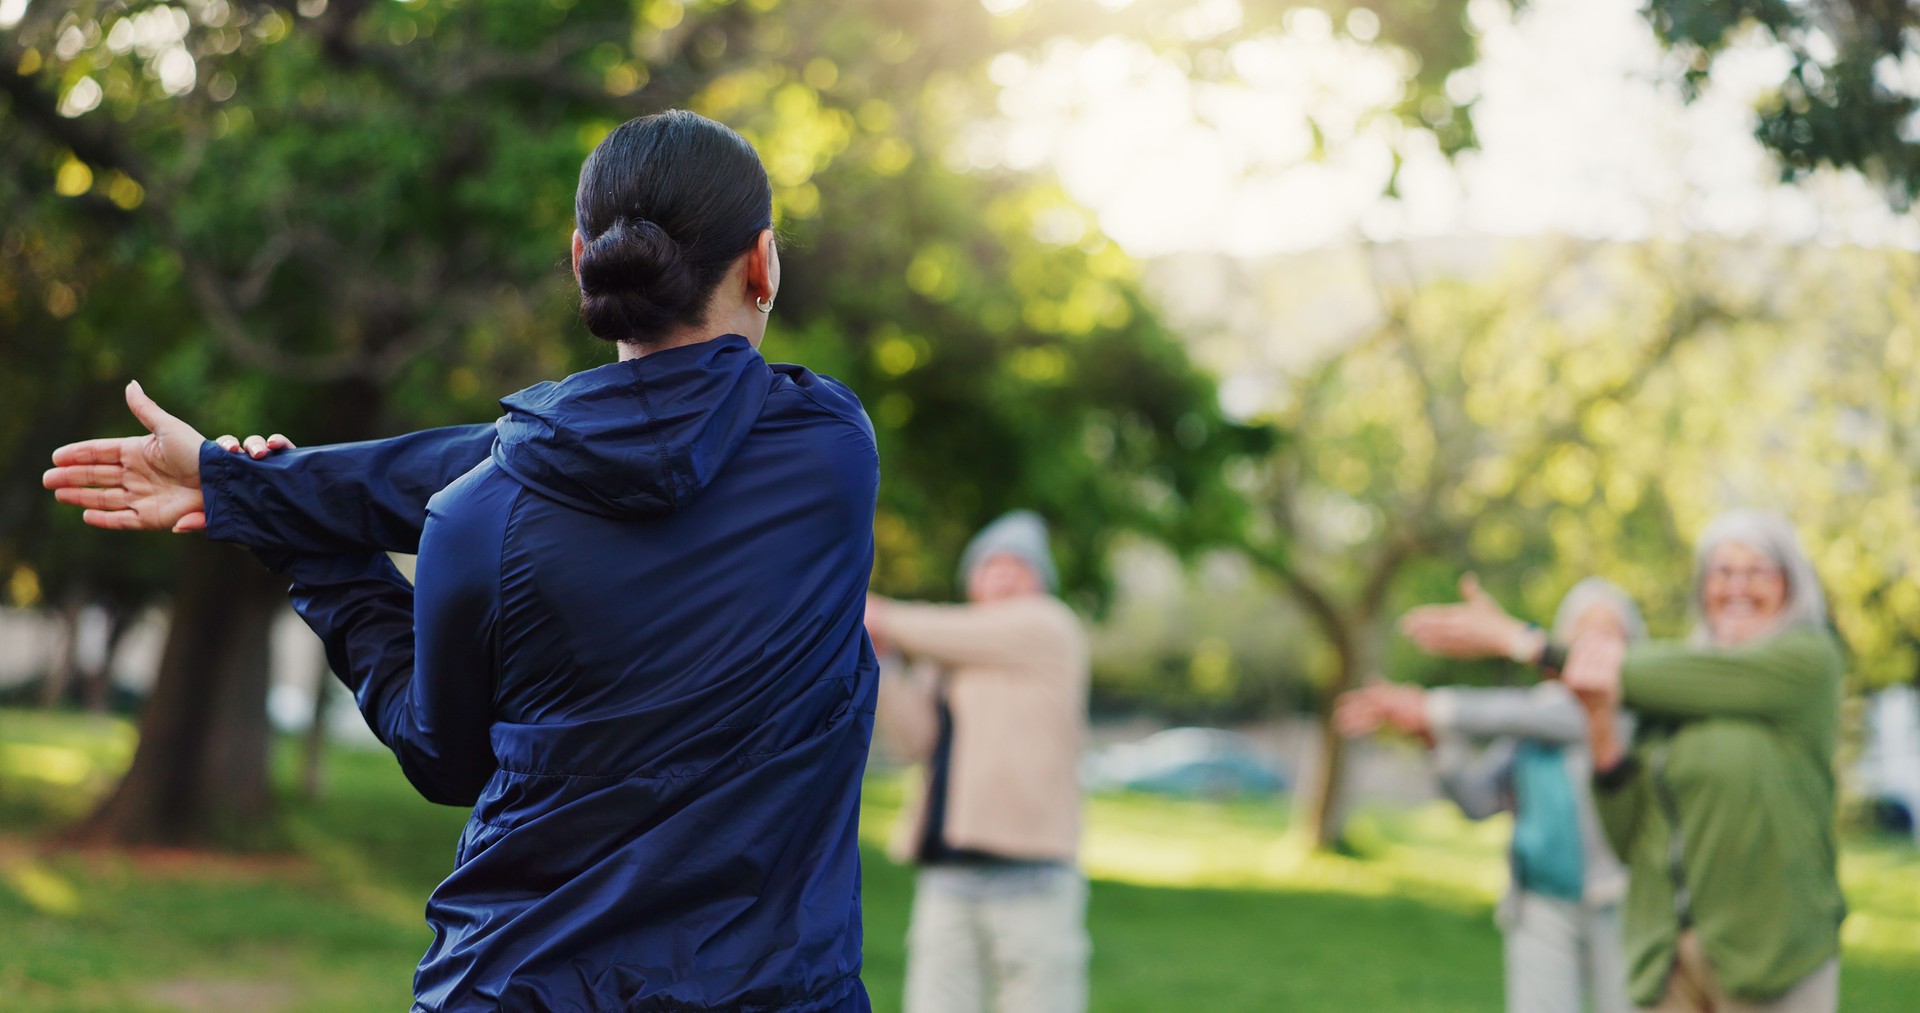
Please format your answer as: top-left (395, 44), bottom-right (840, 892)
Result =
top-left (1403, 511), bottom-right (1845, 1012)
top-left (1338, 577), bottom-right (1644, 1013)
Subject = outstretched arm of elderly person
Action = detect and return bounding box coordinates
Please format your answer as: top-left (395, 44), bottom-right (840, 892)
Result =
top-left (872, 654), bottom-right (941, 762)
top-left (44, 381), bottom-right (494, 554)
top-left (1564, 625), bottom-right (1843, 725)
top-left (1338, 684), bottom-right (1510, 820)
top-left (865, 593), bottom-right (1076, 672)
top-left (1400, 574), bottom-right (1552, 665)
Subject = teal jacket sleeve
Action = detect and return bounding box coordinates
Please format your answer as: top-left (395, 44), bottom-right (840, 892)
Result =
top-left (199, 424), bottom-right (495, 555)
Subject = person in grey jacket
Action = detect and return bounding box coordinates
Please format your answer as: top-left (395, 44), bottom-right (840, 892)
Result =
top-left (1337, 577), bottom-right (1645, 1013)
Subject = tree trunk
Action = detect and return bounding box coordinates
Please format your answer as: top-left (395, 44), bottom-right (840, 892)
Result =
top-left (78, 606), bottom-right (132, 713)
top-left (66, 540), bottom-right (285, 848)
top-left (38, 596), bottom-right (82, 709)
top-left (1294, 636), bottom-right (1361, 851)
top-left (300, 652), bottom-right (334, 800)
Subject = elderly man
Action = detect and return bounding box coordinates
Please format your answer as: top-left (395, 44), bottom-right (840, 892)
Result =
top-left (865, 510), bottom-right (1091, 1013)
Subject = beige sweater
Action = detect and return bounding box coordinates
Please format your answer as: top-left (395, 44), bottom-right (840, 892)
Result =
top-left (871, 594), bottom-right (1089, 864)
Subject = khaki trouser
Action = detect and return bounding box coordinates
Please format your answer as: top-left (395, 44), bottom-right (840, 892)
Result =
top-left (1645, 930), bottom-right (1839, 1013)
top-left (904, 864), bottom-right (1089, 1013)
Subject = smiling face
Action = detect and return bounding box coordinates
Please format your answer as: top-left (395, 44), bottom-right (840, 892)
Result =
top-left (1702, 540), bottom-right (1789, 646)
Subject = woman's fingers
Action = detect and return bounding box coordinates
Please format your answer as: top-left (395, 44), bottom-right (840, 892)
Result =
top-left (171, 511), bottom-right (208, 534)
top-left (1332, 699), bottom-right (1379, 737)
top-left (81, 508), bottom-right (156, 531)
top-left (53, 486), bottom-right (131, 510)
top-left (43, 463), bottom-right (126, 490)
top-left (49, 438), bottom-right (127, 468)
top-left (123, 380), bottom-right (183, 437)
top-left (219, 433), bottom-right (293, 458)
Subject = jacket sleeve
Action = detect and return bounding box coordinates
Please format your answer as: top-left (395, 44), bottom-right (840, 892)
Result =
top-left (874, 656), bottom-right (940, 762)
top-left (1620, 630), bottom-right (1843, 722)
top-left (1591, 751), bottom-right (1648, 863)
top-left (870, 598), bottom-right (1070, 672)
top-left (276, 475), bottom-right (508, 807)
top-left (200, 424), bottom-right (495, 555)
top-left (1431, 735), bottom-right (1517, 820)
top-left (1427, 683), bottom-right (1589, 744)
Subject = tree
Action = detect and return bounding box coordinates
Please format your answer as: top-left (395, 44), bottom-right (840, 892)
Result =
top-left (1644, 0), bottom-right (1920, 206)
top-left (1162, 239), bottom-right (1761, 848)
top-left (2, 0), bottom-right (1293, 843)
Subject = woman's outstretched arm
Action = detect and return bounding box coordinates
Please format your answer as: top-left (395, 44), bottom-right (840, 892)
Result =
top-left (198, 426), bottom-right (494, 554)
top-left (45, 380), bottom-right (494, 554)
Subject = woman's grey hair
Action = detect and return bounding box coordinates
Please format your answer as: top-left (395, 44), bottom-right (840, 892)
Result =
top-left (1551, 577), bottom-right (1648, 643)
top-left (1689, 509), bottom-right (1828, 645)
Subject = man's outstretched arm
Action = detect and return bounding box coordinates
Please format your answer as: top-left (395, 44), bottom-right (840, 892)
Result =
top-left (45, 380), bottom-right (493, 555)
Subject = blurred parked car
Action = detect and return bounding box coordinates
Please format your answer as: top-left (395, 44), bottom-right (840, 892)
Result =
top-left (1086, 727), bottom-right (1288, 800)
top-left (1856, 685), bottom-right (1920, 843)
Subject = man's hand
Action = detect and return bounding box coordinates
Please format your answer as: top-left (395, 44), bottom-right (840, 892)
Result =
top-left (43, 382), bottom-right (211, 533)
top-left (1400, 573), bottom-right (1537, 662)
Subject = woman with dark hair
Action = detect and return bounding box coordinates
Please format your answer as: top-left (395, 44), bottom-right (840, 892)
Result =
top-left (1402, 512), bottom-right (1845, 1013)
top-left (45, 110), bottom-right (880, 1013)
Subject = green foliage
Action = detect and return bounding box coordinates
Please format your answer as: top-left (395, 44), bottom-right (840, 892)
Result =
top-left (1645, 0), bottom-right (1920, 206)
top-left (1159, 239), bottom-right (1920, 714)
top-left (0, 0), bottom-right (1306, 611)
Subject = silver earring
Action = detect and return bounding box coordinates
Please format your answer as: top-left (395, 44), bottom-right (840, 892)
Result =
top-left (755, 296), bottom-right (773, 313)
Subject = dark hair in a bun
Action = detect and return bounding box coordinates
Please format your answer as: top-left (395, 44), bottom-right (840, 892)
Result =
top-left (573, 110), bottom-right (773, 345)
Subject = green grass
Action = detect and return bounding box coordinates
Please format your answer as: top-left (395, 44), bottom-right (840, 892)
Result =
top-left (2, 708), bottom-right (1917, 1011)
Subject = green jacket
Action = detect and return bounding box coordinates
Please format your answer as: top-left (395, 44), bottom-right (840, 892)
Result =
top-left (1593, 628), bottom-right (1846, 1006)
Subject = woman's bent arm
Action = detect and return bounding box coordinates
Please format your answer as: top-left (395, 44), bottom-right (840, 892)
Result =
top-left (1619, 630), bottom-right (1843, 722)
top-left (273, 471), bottom-right (511, 806)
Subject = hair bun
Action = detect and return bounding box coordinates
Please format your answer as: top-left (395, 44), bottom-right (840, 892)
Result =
top-left (576, 217), bottom-right (700, 342)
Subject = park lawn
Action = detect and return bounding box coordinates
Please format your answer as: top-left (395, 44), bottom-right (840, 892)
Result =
top-left (0, 709), bottom-right (1915, 1012)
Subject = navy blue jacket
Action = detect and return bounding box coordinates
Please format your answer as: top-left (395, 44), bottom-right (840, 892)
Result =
top-left (201, 336), bottom-right (879, 1012)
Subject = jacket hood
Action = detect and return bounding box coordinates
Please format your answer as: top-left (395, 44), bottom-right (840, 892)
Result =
top-left (491, 335), bottom-right (772, 519)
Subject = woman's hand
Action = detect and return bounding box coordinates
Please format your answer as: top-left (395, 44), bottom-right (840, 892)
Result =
top-left (1334, 683), bottom-right (1430, 739)
top-left (1562, 630), bottom-right (1626, 710)
top-left (43, 382), bottom-right (211, 533)
top-left (1400, 573), bottom-right (1540, 662)
top-left (1332, 689), bottom-right (1385, 738)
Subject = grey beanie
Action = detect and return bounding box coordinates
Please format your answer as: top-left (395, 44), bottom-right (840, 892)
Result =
top-left (958, 510), bottom-right (1058, 593)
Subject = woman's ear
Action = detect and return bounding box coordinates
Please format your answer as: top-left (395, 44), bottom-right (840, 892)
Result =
top-left (749, 229), bottom-right (779, 306)
top-left (571, 229), bottom-right (585, 286)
